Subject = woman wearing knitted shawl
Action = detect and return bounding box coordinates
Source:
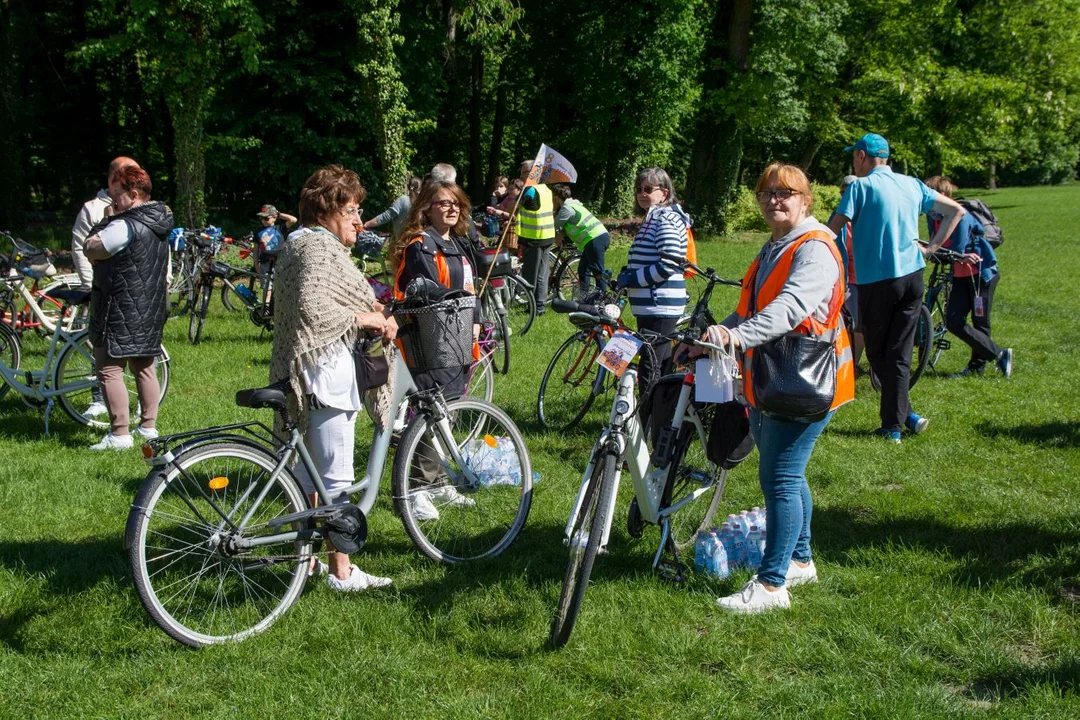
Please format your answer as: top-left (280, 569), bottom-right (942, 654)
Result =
top-left (270, 165), bottom-right (396, 592)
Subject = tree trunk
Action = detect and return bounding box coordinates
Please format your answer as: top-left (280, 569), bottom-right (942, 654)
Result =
top-left (170, 87), bottom-right (207, 227)
top-left (353, 0), bottom-right (411, 201)
top-left (487, 60), bottom-right (508, 191)
top-left (683, 0), bottom-right (753, 233)
top-left (988, 160), bottom-right (997, 190)
top-left (434, 0), bottom-right (459, 162)
top-left (467, 47), bottom-right (484, 203)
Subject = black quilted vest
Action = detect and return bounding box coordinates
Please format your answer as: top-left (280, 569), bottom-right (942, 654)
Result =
top-left (89, 201), bottom-right (174, 357)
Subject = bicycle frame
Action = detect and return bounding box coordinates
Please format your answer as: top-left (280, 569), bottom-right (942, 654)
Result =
top-left (1, 274), bottom-right (83, 334)
top-left (562, 365), bottom-right (710, 569)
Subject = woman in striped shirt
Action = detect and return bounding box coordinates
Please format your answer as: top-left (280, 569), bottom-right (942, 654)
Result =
top-left (617, 167), bottom-right (691, 383)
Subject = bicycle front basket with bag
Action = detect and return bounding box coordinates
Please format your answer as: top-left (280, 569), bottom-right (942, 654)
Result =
top-left (393, 291), bottom-right (476, 372)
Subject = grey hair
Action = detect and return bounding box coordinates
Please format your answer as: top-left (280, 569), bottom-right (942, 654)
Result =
top-left (841, 174), bottom-right (858, 192)
top-left (430, 163), bottom-right (457, 183)
top-left (634, 167), bottom-right (678, 213)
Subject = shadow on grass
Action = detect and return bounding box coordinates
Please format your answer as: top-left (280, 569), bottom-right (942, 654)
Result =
top-left (975, 420), bottom-right (1080, 449)
top-left (0, 535), bottom-right (127, 651)
top-left (0, 405), bottom-right (94, 448)
top-left (812, 506), bottom-right (1080, 595)
top-left (959, 658), bottom-right (1080, 704)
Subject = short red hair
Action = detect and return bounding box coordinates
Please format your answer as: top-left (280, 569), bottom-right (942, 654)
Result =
top-left (111, 165), bottom-right (153, 198)
top-left (754, 163), bottom-right (813, 211)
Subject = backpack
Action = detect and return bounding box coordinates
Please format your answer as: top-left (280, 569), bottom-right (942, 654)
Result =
top-left (685, 226), bottom-right (699, 278)
top-left (957, 198), bottom-right (1003, 248)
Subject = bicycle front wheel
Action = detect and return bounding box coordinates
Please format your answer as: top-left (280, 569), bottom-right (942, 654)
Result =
top-left (550, 450), bottom-right (616, 648)
top-left (54, 334), bottom-right (170, 428)
top-left (909, 304), bottom-right (933, 388)
top-left (537, 330), bottom-right (603, 429)
top-left (126, 442), bottom-right (311, 648)
top-left (553, 255), bottom-right (582, 302)
top-left (504, 275), bottom-right (536, 337)
top-left (392, 398), bottom-right (533, 563)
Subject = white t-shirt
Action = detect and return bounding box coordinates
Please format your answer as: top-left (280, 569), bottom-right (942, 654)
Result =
top-left (98, 221), bottom-right (133, 256)
top-left (300, 340), bottom-right (361, 412)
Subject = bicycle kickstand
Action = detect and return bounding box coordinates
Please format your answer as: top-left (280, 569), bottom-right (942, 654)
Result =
top-left (44, 398), bottom-right (54, 437)
top-left (653, 521), bottom-right (687, 583)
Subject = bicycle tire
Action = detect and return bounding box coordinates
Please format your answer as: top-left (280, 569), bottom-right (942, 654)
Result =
top-left (553, 255), bottom-right (583, 302)
top-left (467, 353), bottom-right (495, 403)
top-left (0, 322), bottom-right (21, 401)
top-left (126, 441), bottom-right (310, 648)
top-left (33, 287), bottom-right (71, 337)
top-left (392, 398), bottom-right (533, 563)
top-left (495, 313), bottom-right (511, 374)
top-left (54, 333), bottom-right (170, 428)
top-left (503, 275), bottom-right (536, 337)
top-left (549, 450), bottom-right (616, 648)
top-left (537, 331), bottom-right (603, 429)
top-left (189, 282), bottom-right (211, 345)
top-left (908, 304), bottom-right (933, 388)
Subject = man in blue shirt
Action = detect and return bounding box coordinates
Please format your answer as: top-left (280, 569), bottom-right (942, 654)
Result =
top-left (828, 133), bottom-right (966, 442)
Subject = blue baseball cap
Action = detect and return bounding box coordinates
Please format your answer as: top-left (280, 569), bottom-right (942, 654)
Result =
top-left (844, 133), bottom-right (890, 158)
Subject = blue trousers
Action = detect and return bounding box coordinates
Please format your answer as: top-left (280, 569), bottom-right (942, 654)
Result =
top-left (749, 408), bottom-right (834, 587)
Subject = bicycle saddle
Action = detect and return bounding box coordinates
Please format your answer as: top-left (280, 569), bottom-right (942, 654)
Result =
top-left (44, 288), bottom-right (90, 306)
top-left (235, 379), bottom-right (290, 411)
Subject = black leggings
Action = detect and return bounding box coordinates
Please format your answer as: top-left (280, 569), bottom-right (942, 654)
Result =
top-left (946, 272), bottom-right (1002, 370)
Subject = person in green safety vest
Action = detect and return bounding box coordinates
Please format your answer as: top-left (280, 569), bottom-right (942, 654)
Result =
top-left (515, 160), bottom-right (556, 313)
top-left (551, 183), bottom-right (610, 296)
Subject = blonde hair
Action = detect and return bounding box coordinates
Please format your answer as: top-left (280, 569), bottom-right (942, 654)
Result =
top-left (754, 163), bottom-right (813, 212)
top-left (389, 181), bottom-right (472, 269)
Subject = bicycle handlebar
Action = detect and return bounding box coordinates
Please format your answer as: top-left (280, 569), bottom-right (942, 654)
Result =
top-left (659, 252), bottom-right (741, 287)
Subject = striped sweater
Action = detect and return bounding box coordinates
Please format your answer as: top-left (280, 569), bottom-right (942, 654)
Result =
top-left (626, 204), bottom-right (690, 318)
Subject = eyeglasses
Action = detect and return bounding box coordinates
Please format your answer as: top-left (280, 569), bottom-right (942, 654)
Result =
top-left (339, 206), bottom-right (362, 218)
top-left (637, 185), bottom-right (662, 195)
top-left (430, 200), bottom-right (463, 211)
top-left (756, 189), bottom-right (799, 203)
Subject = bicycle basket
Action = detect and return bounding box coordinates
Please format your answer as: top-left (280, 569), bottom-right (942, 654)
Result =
top-left (11, 238), bottom-right (54, 279)
top-left (208, 260), bottom-right (232, 279)
top-left (393, 295), bottom-right (476, 372)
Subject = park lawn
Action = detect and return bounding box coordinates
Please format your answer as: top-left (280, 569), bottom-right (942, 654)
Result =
top-left (1, 184), bottom-right (1078, 718)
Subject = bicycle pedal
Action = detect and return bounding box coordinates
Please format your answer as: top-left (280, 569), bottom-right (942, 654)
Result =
top-left (655, 559), bottom-right (686, 583)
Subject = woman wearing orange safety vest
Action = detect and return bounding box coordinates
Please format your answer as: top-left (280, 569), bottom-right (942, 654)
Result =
top-left (701, 163), bottom-right (854, 616)
top-left (388, 180), bottom-right (482, 401)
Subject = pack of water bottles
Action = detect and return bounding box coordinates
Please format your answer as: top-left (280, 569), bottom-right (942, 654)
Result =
top-left (460, 437), bottom-right (542, 487)
top-left (694, 507), bottom-right (767, 579)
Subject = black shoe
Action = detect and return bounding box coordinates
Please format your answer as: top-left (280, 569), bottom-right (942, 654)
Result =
top-left (997, 348), bottom-right (1014, 378)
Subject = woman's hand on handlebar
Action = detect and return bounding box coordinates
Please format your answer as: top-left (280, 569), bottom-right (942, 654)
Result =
top-left (961, 252), bottom-right (981, 265)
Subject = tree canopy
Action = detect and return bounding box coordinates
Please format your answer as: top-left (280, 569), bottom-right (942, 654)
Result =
top-left (3, 0), bottom-right (1079, 232)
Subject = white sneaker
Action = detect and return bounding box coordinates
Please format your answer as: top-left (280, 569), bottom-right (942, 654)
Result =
top-left (428, 484), bottom-right (476, 508)
top-left (85, 401), bottom-right (108, 418)
top-left (89, 433), bottom-right (134, 451)
top-left (411, 491), bottom-right (440, 521)
top-left (132, 426), bottom-right (159, 441)
top-left (325, 564), bottom-right (392, 592)
top-left (785, 560), bottom-right (818, 588)
top-left (308, 557), bottom-right (329, 578)
top-left (716, 579), bottom-right (791, 615)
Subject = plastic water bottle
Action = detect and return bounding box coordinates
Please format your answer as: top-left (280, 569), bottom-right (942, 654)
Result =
top-left (738, 510), bottom-right (752, 535)
top-left (746, 525), bottom-right (764, 568)
top-left (236, 284), bottom-right (257, 303)
top-left (755, 507), bottom-right (767, 534)
top-left (727, 523), bottom-right (747, 568)
top-left (707, 532), bottom-right (730, 579)
top-left (694, 531), bottom-right (709, 572)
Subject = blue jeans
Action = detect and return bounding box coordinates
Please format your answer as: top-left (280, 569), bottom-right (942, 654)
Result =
top-left (749, 408), bottom-right (834, 587)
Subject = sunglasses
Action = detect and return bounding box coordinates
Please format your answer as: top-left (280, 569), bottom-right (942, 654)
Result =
top-left (637, 185), bottom-right (662, 195)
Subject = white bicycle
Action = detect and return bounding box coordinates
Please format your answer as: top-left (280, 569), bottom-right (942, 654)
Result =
top-left (547, 298), bottom-right (739, 648)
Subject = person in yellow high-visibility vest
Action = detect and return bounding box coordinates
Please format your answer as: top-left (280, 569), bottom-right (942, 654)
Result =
top-left (550, 183), bottom-right (610, 295)
top-left (515, 160), bottom-right (556, 312)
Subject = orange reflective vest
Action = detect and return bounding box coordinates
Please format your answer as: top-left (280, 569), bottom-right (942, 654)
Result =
top-left (393, 233), bottom-right (480, 362)
top-left (735, 229), bottom-right (854, 412)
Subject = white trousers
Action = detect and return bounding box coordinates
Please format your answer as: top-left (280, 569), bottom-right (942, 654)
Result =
top-left (294, 407), bottom-right (357, 501)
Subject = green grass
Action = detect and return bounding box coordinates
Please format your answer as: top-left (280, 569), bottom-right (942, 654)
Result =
top-left (2, 185), bottom-right (1079, 718)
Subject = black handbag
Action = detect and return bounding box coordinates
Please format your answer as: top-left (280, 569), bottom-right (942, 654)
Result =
top-left (745, 255), bottom-right (836, 419)
top-left (353, 336), bottom-right (390, 393)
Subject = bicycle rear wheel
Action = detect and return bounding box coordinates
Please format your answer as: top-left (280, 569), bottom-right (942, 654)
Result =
top-left (660, 405), bottom-right (724, 554)
top-left (466, 354), bottom-right (495, 403)
top-left (550, 450), bottom-right (616, 648)
top-left (495, 313), bottom-right (511, 374)
top-left (392, 398), bottom-right (533, 563)
top-left (537, 330), bottom-right (604, 429)
top-left (909, 305), bottom-right (933, 388)
top-left (553, 255), bottom-right (582, 302)
top-left (54, 334), bottom-right (171, 428)
top-left (503, 275), bottom-right (536, 337)
top-left (126, 442), bottom-right (311, 647)
top-left (189, 282), bottom-right (211, 345)
top-left (0, 322), bottom-right (20, 401)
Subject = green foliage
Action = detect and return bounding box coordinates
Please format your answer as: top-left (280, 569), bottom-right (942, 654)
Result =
top-left (724, 186), bottom-right (768, 234)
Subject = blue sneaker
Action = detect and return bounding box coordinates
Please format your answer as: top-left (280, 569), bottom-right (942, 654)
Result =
top-left (905, 412), bottom-right (930, 435)
top-left (876, 428), bottom-right (902, 444)
top-left (997, 348), bottom-right (1014, 378)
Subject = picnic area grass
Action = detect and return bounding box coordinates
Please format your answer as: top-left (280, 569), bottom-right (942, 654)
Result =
top-left (1, 184), bottom-right (1078, 718)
